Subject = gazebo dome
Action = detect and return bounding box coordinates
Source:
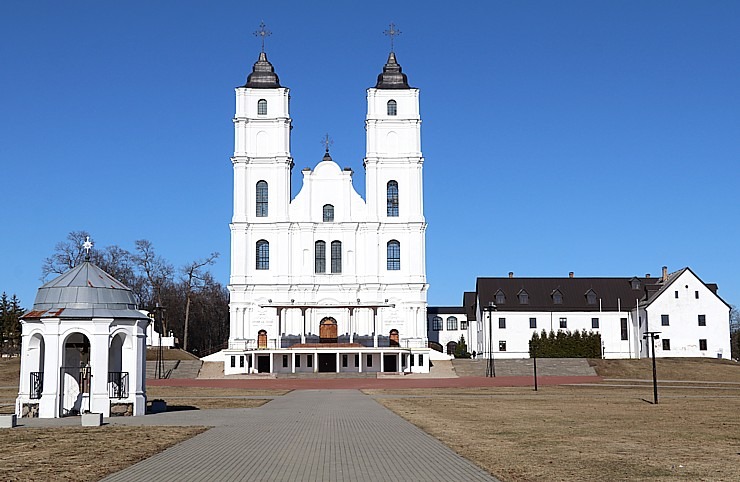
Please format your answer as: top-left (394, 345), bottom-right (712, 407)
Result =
top-left (27, 261), bottom-right (142, 319)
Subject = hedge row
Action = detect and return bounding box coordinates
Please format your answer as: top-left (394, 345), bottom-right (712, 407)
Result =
top-left (528, 329), bottom-right (601, 358)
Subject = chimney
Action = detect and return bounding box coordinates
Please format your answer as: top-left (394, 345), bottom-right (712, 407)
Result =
top-left (508, 272), bottom-right (514, 278)
top-left (645, 273), bottom-right (651, 279)
top-left (662, 266), bottom-right (668, 282)
top-left (569, 271), bottom-right (574, 278)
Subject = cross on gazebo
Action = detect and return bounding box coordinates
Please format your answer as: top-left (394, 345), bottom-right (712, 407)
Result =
top-left (321, 133), bottom-right (333, 152)
top-left (254, 20), bottom-right (271, 52)
top-left (383, 22), bottom-right (401, 52)
top-left (82, 236), bottom-right (93, 261)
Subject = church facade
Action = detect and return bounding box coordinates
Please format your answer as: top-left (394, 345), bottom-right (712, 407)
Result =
top-left (223, 48), bottom-right (429, 374)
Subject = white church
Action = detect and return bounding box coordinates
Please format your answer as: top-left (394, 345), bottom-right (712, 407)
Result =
top-left (223, 44), bottom-right (430, 374)
top-left (220, 33), bottom-right (731, 375)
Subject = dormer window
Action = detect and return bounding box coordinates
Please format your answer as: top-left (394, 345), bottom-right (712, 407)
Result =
top-left (630, 277), bottom-right (641, 290)
top-left (323, 204), bottom-right (334, 222)
top-left (552, 290), bottom-right (563, 305)
top-left (387, 100), bottom-right (397, 116)
top-left (495, 290), bottom-right (506, 305)
top-left (257, 99), bottom-right (267, 115)
top-left (586, 289), bottom-right (597, 305)
top-left (517, 290), bottom-right (529, 304)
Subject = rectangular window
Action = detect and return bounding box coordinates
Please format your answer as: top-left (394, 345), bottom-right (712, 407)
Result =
top-left (662, 339), bottom-right (671, 351)
top-left (559, 317), bottom-right (567, 329)
top-left (432, 317), bottom-right (442, 331)
top-left (499, 317), bottom-right (506, 329)
top-left (230, 356), bottom-right (236, 368)
top-left (315, 241), bottom-right (326, 273)
top-left (367, 354), bottom-right (373, 367)
top-left (307, 355), bottom-right (313, 368)
top-left (342, 355), bottom-right (348, 368)
top-left (592, 318), bottom-right (599, 329)
top-left (418, 354), bottom-right (424, 366)
top-left (675, 290), bottom-right (679, 298)
top-left (239, 356), bottom-right (245, 368)
top-left (295, 355), bottom-right (301, 368)
top-left (699, 339), bottom-right (707, 351)
top-left (529, 317), bottom-right (537, 329)
top-left (282, 354), bottom-right (288, 368)
top-left (410, 354), bottom-right (415, 366)
top-left (331, 241), bottom-right (342, 273)
top-left (695, 290), bottom-right (699, 299)
top-left (461, 320), bottom-right (468, 330)
top-left (621, 318), bottom-right (628, 341)
top-left (661, 314), bottom-right (669, 326)
top-left (354, 354), bottom-right (359, 367)
top-left (499, 340), bottom-right (507, 352)
top-left (698, 314), bottom-right (706, 326)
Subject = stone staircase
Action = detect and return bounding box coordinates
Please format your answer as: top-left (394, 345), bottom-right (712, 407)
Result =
top-left (146, 360), bottom-right (203, 379)
top-left (451, 358), bottom-right (597, 377)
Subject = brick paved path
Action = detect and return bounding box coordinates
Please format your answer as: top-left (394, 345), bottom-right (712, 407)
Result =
top-left (102, 390), bottom-right (499, 481)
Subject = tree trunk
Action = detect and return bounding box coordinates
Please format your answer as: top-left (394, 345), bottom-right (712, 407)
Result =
top-left (183, 295), bottom-right (191, 351)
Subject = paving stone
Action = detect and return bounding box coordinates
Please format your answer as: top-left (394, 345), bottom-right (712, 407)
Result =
top-left (101, 390), bottom-right (499, 481)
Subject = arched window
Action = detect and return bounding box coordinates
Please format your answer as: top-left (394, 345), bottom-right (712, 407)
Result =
top-left (323, 204), bottom-right (334, 222)
top-left (257, 99), bottom-right (267, 115)
top-left (447, 316), bottom-right (458, 331)
top-left (387, 99), bottom-right (397, 116)
top-left (387, 181), bottom-right (399, 217)
top-left (256, 240), bottom-right (269, 270)
top-left (331, 241), bottom-right (342, 273)
top-left (432, 316), bottom-right (443, 331)
top-left (256, 181), bottom-right (268, 217)
top-left (315, 241), bottom-right (326, 273)
top-left (387, 240), bottom-right (400, 270)
top-left (389, 329), bottom-right (399, 347)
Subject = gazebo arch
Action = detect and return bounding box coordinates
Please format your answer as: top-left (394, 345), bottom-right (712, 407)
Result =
top-left (60, 331), bottom-right (92, 416)
top-left (26, 333), bottom-right (45, 401)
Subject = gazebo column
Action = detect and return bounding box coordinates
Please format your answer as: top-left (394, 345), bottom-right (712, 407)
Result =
top-left (39, 330), bottom-right (60, 418)
top-left (90, 326), bottom-right (111, 417)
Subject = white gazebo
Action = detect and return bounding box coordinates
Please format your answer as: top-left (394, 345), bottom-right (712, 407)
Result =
top-left (16, 254), bottom-right (148, 418)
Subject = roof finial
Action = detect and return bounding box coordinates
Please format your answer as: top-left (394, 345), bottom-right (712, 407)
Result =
top-left (383, 22), bottom-right (401, 52)
top-left (82, 236), bottom-right (93, 262)
top-left (254, 20), bottom-right (271, 53)
top-left (321, 133), bottom-right (333, 153)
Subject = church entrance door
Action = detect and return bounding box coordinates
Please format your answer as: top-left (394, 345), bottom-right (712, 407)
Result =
top-left (257, 330), bottom-right (267, 349)
top-left (256, 355), bottom-right (270, 373)
top-left (318, 354), bottom-right (336, 372)
top-left (319, 318), bottom-right (338, 343)
top-left (383, 354), bottom-right (397, 372)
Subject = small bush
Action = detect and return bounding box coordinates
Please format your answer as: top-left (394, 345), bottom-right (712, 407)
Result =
top-left (529, 329), bottom-right (601, 358)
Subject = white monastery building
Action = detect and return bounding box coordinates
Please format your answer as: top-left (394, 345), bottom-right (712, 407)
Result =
top-left (224, 46), bottom-right (429, 374)
top-left (431, 267), bottom-right (731, 361)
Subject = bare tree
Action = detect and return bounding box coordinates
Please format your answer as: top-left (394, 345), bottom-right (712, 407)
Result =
top-left (181, 252), bottom-right (219, 352)
top-left (133, 239), bottom-right (174, 313)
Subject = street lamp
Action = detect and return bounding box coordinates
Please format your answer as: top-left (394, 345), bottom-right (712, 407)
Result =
top-left (643, 331), bottom-right (661, 404)
top-left (483, 302), bottom-right (497, 377)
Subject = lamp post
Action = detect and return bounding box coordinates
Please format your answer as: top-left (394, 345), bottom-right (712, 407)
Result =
top-left (643, 330), bottom-right (661, 404)
top-left (153, 303), bottom-right (166, 379)
top-left (483, 303), bottom-right (497, 377)
top-left (530, 339), bottom-right (538, 391)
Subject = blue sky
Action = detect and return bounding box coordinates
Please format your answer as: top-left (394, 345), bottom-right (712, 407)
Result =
top-left (1, 1), bottom-right (738, 310)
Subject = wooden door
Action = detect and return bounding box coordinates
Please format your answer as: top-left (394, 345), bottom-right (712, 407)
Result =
top-left (319, 318), bottom-right (338, 343)
top-left (257, 330), bottom-right (267, 349)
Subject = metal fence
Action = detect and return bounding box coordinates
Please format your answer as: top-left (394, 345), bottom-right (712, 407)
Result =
top-left (30, 371), bottom-right (43, 399)
top-left (107, 371), bottom-right (129, 399)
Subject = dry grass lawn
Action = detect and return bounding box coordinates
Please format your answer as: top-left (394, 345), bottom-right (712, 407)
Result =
top-left (375, 385), bottom-right (740, 481)
top-left (589, 357), bottom-right (740, 382)
top-left (0, 425), bottom-right (205, 481)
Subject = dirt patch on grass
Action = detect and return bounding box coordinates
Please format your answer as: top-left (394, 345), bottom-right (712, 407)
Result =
top-left (0, 425), bottom-right (205, 481)
top-left (376, 386), bottom-right (740, 481)
top-left (0, 357), bottom-right (20, 386)
top-left (589, 357), bottom-right (740, 382)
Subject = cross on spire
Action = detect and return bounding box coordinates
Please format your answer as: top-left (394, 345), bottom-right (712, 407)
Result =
top-left (254, 20), bottom-right (271, 52)
top-left (321, 133), bottom-right (333, 152)
top-left (383, 22), bottom-right (401, 52)
top-left (82, 236), bottom-right (93, 261)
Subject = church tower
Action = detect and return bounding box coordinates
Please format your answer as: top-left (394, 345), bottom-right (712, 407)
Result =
top-left (230, 49), bottom-right (292, 288)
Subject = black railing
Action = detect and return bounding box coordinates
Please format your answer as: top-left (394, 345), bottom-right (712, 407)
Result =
top-left (30, 371), bottom-right (43, 399)
top-left (108, 371), bottom-right (129, 399)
